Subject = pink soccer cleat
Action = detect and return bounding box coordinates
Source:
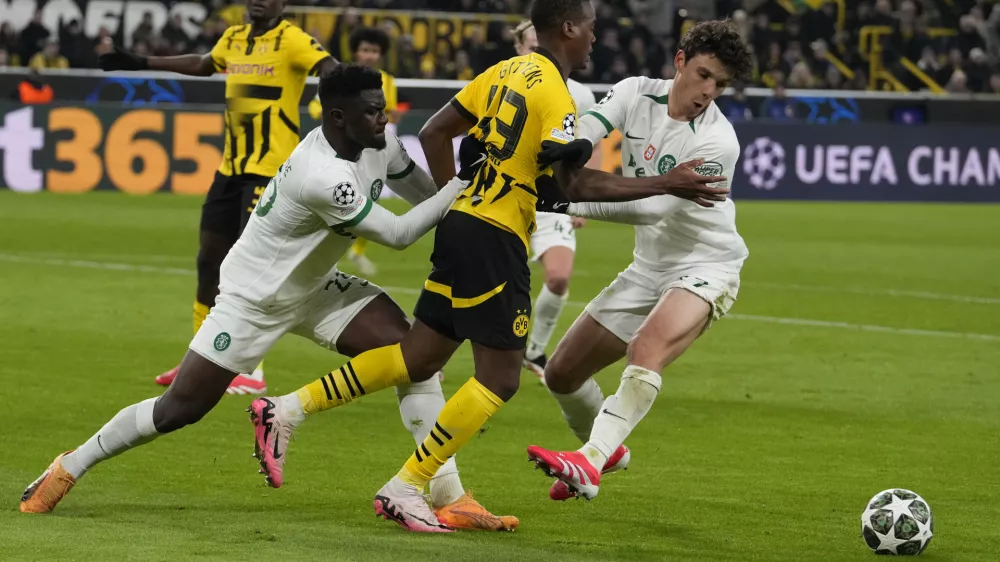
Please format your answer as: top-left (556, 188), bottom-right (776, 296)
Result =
top-left (527, 446), bottom-right (602, 500)
top-left (373, 478), bottom-right (453, 533)
top-left (549, 445), bottom-right (630, 500)
top-left (247, 397), bottom-right (294, 488)
top-left (157, 366), bottom-right (266, 395)
top-left (154, 365), bottom-right (180, 386)
top-left (226, 373), bottom-right (267, 395)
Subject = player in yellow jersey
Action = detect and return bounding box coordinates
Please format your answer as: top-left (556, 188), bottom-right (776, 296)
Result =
top-left (254, 0), bottom-right (731, 532)
top-left (309, 26), bottom-right (397, 277)
top-left (98, 0), bottom-right (338, 395)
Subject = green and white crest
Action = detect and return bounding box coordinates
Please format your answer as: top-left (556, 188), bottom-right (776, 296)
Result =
top-left (370, 179), bottom-right (384, 201)
top-left (213, 332), bottom-right (231, 352)
top-left (657, 154), bottom-right (677, 175)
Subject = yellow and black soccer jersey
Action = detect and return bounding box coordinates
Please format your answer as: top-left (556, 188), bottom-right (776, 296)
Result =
top-left (211, 21), bottom-right (329, 178)
top-left (449, 49), bottom-right (578, 248)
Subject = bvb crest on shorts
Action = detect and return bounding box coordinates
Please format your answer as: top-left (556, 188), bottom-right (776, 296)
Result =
top-left (513, 311), bottom-right (530, 337)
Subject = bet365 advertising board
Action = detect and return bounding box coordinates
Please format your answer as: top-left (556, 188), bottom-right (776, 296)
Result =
top-left (0, 102), bottom-right (996, 201)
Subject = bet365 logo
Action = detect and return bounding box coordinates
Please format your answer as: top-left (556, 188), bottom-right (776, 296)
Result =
top-left (0, 107), bottom-right (44, 192)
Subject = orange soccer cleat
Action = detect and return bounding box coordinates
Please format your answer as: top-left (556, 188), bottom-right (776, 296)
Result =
top-left (20, 451), bottom-right (77, 513)
top-left (433, 493), bottom-right (519, 531)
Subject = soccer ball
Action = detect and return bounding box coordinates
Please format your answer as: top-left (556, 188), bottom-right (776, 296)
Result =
top-left (861, 489), bottom-right (934, 555)
top-left (742, 136), bottom-right (785, 190)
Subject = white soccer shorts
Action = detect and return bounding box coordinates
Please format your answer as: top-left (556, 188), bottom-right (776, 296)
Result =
top-left (585, 263), bottom-right (741, 343)
top-left (530, 212), bottom-right (576, 262)
top-left (190, 269), bottom-right (385, 374)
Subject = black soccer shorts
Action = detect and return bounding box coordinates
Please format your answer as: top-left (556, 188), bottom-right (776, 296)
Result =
top-left (413, 211), bottom-right (532, 351)
top-left (200, 172), bottom-right (272, 237)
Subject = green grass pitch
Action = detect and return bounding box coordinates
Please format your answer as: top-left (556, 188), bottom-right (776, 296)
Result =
top-left (0, 191), bottom-right (998, 561)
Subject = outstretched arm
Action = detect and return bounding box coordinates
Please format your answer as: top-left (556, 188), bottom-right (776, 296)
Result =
top-left (98, 47), bottom-right (217, 76)
top-left (346, 176), bottom-right (467, 250)
top-left (567, 195), bottom-right (682, 225)
top-left (148, 53), bottom-right (217, 76)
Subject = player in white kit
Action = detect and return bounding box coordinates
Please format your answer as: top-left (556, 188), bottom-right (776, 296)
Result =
top-left (526, 21), bottom-right (754, 501)
top-left (20, 65), bottom-right (514, 528)
top-left (511, 19), bottom-right (603, 379)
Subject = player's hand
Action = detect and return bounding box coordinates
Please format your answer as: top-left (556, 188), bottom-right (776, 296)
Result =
top-left (535, 175), bottom-right (570, 214)
top-left (661, 159), bottom-right (730, 208)
top-left (456, 135), bottom-right (487, 182)
top-left (98, 46), bottom-right (149, 71)
top-left (537, 139), bottom-right (593, 170)
top-left (571, 217), bottom-right (586, 229)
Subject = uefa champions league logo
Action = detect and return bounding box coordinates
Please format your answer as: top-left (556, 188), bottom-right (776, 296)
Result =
top-left (743, 137), bottom-right (786, 190)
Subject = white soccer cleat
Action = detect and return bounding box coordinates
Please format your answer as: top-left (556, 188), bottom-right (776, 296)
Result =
top-left (373, 477), bottom-right (453, 533)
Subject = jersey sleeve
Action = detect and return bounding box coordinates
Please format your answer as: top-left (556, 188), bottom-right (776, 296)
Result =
top-left (209, 26), bottom-right (239, 72)
top-left (686, 124), bottom-right (740, 190)
top-left (286, 26), bottom-right (332, 75)
top-left (451, 63), bottom-right (497, 123)
top-left (534, 76), bottom-right (579, 147)
top-left (578, 77), bottom-right (641, 142)
top-left (301, 170), bottom-right (372, 229)
top-left (386, 131), bottom-right (416, 180)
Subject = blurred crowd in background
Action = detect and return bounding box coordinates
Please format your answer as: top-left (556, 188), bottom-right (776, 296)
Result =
top-left (2, 0), bottom-right (999, 95)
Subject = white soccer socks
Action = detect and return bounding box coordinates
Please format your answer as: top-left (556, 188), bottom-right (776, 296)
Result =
top-left (396, 375), bottom-right (463, 508)
top-left (526, 285), bottom-right (568, 359)
top-left (580, 365), bottom-right (662, 471)
top-left (549, 377), bottom-right (604, 443)
top-left (61, 397), bottom-right (161, 479)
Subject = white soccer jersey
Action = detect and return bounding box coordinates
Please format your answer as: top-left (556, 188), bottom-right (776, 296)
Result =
top-left (576, 77), bottom-right (749, 272)
top-left (219, 127), bottom-right (414, 311)
top-left (567, 78), bottom-right (596, 114)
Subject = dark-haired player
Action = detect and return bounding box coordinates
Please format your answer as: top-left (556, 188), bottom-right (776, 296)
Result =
top-left (309, 26), bottom-right (398, 277)
top-left (20, 66), bottom-right (508, 524)
top-left (526, 20), bottom-right (755, 501)
top-left (252, 0), bottom-right (732, 532)
top-left (99, 0), bottom-right (339, 395)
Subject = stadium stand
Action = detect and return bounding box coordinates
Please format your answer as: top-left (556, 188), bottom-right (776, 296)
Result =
top-left (1, 0), bottom-right (998, 93)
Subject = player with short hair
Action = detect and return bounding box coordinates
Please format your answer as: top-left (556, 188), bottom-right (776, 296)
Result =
top-left (310, 26), bottom-right (398, 277)
top-left (511, 19), bottom-right (602, 381)
top-left (525, 20), bottom-right (755, 501)
top-left (20, 65), bottom-right (513, 531)
top-left (98, 0), bottom-right (340, 395)
top-left (248, 0), bottom-right (732, 533)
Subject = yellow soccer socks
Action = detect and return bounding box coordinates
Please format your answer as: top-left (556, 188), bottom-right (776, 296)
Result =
top-left (398, 377), bottom-right (504, 488)
top-left (193, 301), bottom-right (210, 334)
top-left (296, 344), bottom-right (410, 415)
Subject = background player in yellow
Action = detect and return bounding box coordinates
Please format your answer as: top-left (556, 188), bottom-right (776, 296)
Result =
top-left (310, 27), bottom-right (398, 277)
top-left (251, 0), bottom-right (731, 532)
top-left (98, 0), bottom-right (338, 395)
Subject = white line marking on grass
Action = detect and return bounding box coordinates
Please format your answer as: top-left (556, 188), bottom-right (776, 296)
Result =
top-left (3, 253), bottom-right (997, 343)
top-left (725, 314), bottom-right (1000, 342)
top-left (12, 251), bottom-right (1000, 306)
top-left (744, 281), bottom-right (1000, 305)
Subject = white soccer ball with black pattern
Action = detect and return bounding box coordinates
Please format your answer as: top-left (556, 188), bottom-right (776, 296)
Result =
top-left (742, 136), bottom-right (785, 190)
top-left (861, 489), bottom-right (933, 556)
top-left (562, 113), bottom-right (576, 136)
top-left (333, 182), bottom-right (357, 206)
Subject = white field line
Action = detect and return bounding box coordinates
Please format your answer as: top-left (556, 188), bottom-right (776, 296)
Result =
top-left (2, 253), bottom-right (998, 343)
top-left (7, 251), bottom-right (1000, 306)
